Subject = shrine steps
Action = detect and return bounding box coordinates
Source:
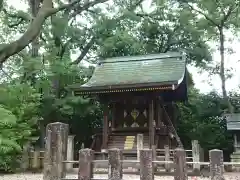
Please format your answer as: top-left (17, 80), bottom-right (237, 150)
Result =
top-left (94, 133), bottom-right (151, 160)
top-left (107, 134), bottom-right (149, 150)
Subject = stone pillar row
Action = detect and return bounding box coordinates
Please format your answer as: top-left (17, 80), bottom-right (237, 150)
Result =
top-left (43, 122), bottom-right (225, 180)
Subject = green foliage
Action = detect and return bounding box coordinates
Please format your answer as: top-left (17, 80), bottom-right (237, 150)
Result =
top-left (177, 0), bottom-right (240, 109)
top-left (177, 88), bottom-right (233, 152)
top-left (0, 83), bottom-right (41, 172)
top-left (0, 106), bottom-right (26, 172)
top-left (0, 0), bottom-right (3, 11)
top-left (96, 1), bottom-right (212, 67)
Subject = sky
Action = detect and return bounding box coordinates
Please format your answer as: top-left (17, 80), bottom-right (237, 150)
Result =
top-left (188, 38), bottom-right (240, 94)
top-left (6, 0), bottom-right (240, 95)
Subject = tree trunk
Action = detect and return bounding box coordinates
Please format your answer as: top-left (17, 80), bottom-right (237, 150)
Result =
top-left (0, 0), bottom-right (109, 65)
top-left (30, 0), bottom-right (47, 148)
top-left (30, 0), bottom-right (41, 58)
top-left (219, 28), bottom-right (227, 98)
top-left (22, 0), bottom-right (41, 84)
top-left (219, 27), bottom-right (233, 113)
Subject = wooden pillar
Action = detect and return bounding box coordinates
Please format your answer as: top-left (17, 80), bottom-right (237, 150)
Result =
top-left (234, 133), bottom-right (240, 152)
top-left (102, 105), bottom-right (108, 150)
top-left (137, 134), bottom-right (143, 161)
top-left (234, 134), bottom-right (238, 152)
top-left (112, 102), bottom-right (116, 130)
top-left (156, 99), bottom-right (163, 149)
top-left (157, 99), bottom-right (162, 127)
top-left (149, 99), bottom-right (154, 148)
top-left (171, 103), bottom-right (177, 128)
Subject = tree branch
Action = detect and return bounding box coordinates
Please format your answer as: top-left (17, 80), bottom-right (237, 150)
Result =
top-left (2, 9), bottom-right (31, 28)
top-left (0, 67), bottom-right (12, 80)
top-left (0, 0), bottom-right (110, 65)
top-left (70, 0), bottom-right (144, 64)
top-left (222, 6), bottom-right (233, 23)
top-left (135, 12), bottom-right (164, 21)
top-left (131, 0), bottom-right (144, 9)
top-left (2, 9), bottom-right (31, 21)
top-left (8, 19), bottom-right (25, 28)
top-left (39, 33), bottom-right (47, 43)
top-left (163, 25), bottom-right (181, 53)
top-left (59, 38), bottom-right (73, 59)
top-left (214, 0), bottom-right (225, 16)
top-left (221, 3), bottom-right (240, 25)
top-left (70, 0), bottom-right (109, 18)
top-left (186, 3), bottom-right (219, 27)
top-left (71, 36), bottom-right (95, 65)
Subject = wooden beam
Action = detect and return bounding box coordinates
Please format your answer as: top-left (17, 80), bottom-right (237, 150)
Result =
top-left (102, 105), bottom-right (109, 150)
top-left (157, 99), bottom-right (163, 127)
top-left (162, 105), bottom-right (183, 148)
top-left (149, 100), bottom-right (155, 148)
top-left (111, 102), bottom-right (116, 130)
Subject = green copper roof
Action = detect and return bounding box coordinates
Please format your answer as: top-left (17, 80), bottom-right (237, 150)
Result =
top-left (70, 52), bottom-right (186, 93)
top-left (226, 113), bottom-right (240, 130)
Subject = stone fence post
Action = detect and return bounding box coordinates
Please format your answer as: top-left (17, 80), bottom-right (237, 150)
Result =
top-left (32, 151), bottom-right (40, 170)
top-left (174, 148), bottom-right (187, 180)
top-left (67, 135), bottom-right (75, 172)
top-left (43, 122), bottom-right (69, 180)
top-left (140, 149), bottom-right (154, 180)
top-left (20, 142), bottom-right (30, 171)
top-left (108, 148), bottom-right (123, 180)
top-left (78, 149), bottom-right (94, 180)
top-left (192, 140), bottom-right (200, 172)
top-left (209, 149), bottom-right (224, 180)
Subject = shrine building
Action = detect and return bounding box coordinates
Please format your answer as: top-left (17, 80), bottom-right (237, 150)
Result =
top-left (69, 52), bottom-right (188, 153)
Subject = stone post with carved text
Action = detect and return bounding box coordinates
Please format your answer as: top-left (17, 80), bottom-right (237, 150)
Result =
top-left (43, 122), bottom-right (68, 180)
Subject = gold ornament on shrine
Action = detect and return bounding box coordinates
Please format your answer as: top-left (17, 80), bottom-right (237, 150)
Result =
top-left (124, 110), bottom-right (127, 118)
top-left (143, 109), bottom-right (147, 118)
top-left (131, 109), bottom-right (139, 120)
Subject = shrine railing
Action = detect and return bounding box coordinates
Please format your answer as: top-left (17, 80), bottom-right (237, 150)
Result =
top-left (93, 125), bottom-right (171, 134)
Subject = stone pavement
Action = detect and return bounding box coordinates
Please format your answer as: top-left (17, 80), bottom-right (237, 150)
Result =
top-left (0, 173), bottom-right (239, 180)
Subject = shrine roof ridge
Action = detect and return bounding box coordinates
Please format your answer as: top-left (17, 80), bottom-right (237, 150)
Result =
top-left (69, 51), bottom-right (187, 94)
top-left (99, 52), bottom-right (183, 64)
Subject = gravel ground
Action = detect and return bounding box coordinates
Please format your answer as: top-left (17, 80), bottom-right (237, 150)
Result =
top-left (0, 173), bottom-right (240, 180)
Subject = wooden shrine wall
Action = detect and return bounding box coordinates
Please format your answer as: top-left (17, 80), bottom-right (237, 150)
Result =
top-left (111, 100), bottom-right (176, 128)
top-left (114, 101), bottom-right (149, 128)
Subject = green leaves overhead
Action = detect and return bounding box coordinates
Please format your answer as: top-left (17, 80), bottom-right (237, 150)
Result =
top-left (177, 0), bottom-right (240, 112)
top-left (99, 30), bottom-right (145, 58)
top-left (0, 0), bottom-right (3, 11)
top-left (96, 0), bottom-right (213, 67)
